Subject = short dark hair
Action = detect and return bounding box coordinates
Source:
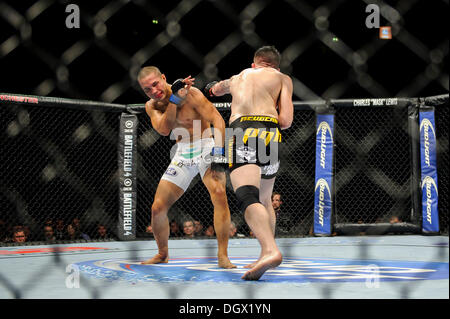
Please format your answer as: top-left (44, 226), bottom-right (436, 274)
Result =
top-left (254, 46), bottom-right (281, 68)
top-left (271, 191), bottom-right (281, 201)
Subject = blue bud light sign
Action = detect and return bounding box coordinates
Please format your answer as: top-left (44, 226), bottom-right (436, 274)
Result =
top-left (314, 114), bottom-right (334, 235)
top-left (419, 109), bottom-right (439, 234)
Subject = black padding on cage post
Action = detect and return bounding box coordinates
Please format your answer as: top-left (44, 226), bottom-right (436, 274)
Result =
top-left (118, 113), bottom-right (138, 240)
top-left (408, 103), bottom-right (421, 226)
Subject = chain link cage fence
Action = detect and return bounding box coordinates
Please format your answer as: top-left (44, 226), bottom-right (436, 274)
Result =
top-left (0, 0), bottom-right (448, 246)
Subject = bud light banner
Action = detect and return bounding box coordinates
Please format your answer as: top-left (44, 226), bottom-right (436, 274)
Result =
top-left (118, 113), bottom-right (138, 240)
top-left (419, 109), bottom-right (439, 234)
top-left (314, 114), bottom-right (334, 236)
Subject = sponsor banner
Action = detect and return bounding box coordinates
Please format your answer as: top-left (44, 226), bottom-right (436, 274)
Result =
top-left (213, 102), bottom-right (232, 109)
top-left (0, 94), bottom-right (39, 104)
top-left (118, 113), bottom-right (138, 240)
top-left (419, 110), bottom-right (439, 233)
top-left (314, 114), bottom-right (334, 235)
top-left (352, 98), bottom-right (398, 106)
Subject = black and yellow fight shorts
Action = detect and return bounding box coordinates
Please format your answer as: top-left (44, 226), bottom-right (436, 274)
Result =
top-left (226, 115), bottom-right (282, 179)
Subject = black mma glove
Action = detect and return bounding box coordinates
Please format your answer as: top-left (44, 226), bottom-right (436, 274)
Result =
top-left (169, 79), bottom-right (187, 105)
top-left (210, 146), bottom-right (227, 172)
top-left (204, 81), bottom-right (218, 98)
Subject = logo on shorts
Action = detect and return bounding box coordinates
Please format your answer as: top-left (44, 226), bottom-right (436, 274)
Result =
top-left (236, 145), bottom-right (257, 163)
top-left (261, 161), bottom-right (280, 176)
top-left (164, 167), bottom-right (177, 176)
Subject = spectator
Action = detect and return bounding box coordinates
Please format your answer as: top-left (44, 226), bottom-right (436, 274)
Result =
top-left (66, 224), bottom-right (77, 240)
top-left (387, 215), bottom-right (404, 235)
top-left (204, 225), bottom-right (215, 238)
top-left (169, 220), bottom-right (182, 237)
top-left (229, 221), bottom-right (245, 238)
top-left (72, 218), bottom-right (81, 230)
top-left (272, 192), bottom-right (283, 216)
top-left (12, 227), bottom-right (27, 243)
top-left (71, 218), bottom-right (90, 240)
top-left (96, 224), bottom-right (113, 240)
top-left (145, 224), bottom-right (154, 238)
top-left (229, 221), bottom-right (237, 238)
top-left (389, 215), bottom-right (402, 224)
top-left (44, 218), bottom-right (53, 228)
top-left (43, 225), bottom-right (56, 242)
top-left (72, 217), bottom-right (90, 240)
top-left (54, 219), bottom-right (66, 240)
top-left (182, 220), bottom-right (195, 238)
top-left (194, 220), bottom-right (204, 237)
top-left (66, 223), bottom-right (90, 241)
top-left (23, 225), bottom-right (31, 240)
top-left (272, 192), bottom-right (290, 235)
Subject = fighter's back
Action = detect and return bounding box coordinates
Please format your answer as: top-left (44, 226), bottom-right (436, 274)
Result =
top-left (229, 67), bottom-right (284, 123)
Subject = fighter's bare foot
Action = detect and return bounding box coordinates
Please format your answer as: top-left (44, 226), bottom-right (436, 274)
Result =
top-left (241, 252), bottom-right (282, 281)
top-left (218, 256), bottom-right (237, 269)
top-left (244, 259), bottom-right (259, 269)
top-left (141, 254), bottom-right (168, 265)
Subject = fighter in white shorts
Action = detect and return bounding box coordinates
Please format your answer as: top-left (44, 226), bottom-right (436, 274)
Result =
top-left (137, 66), bottom-right (235, 269)
top-left (162, 138), bottom-right (215, 192)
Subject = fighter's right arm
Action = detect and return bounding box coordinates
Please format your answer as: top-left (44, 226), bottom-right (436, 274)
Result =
top-left (204, 77), bottom-right (235, 97)
top-left (145, 101), bottom-right (177, 136)
top-left (277, 75), bottom-right (294, 130)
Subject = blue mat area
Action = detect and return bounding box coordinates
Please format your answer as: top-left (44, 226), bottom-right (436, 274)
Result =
top-left (0, 235), bottom-right (448, 299)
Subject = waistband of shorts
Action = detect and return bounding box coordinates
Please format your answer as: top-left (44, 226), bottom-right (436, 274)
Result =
top-left (230, 115), bottom-right (279, 127)
top-left (176, 137), bottom-right (214, 146)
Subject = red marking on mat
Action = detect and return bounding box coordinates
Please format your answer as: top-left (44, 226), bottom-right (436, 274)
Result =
top-left (0, 247), bottom-right (109, 255)
top-left (124, 264), bottom-right (133, 271)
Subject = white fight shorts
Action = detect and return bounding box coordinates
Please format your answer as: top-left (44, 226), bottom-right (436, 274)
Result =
top-left (161, 138), bottom-right (214, 192)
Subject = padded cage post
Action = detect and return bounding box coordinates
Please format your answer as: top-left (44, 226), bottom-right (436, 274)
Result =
top-left (117, 113), bottom-right (138, 240)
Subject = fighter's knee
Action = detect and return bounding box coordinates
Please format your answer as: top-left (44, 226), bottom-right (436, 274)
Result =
top-left (151, 200), bottom-right (168, 216)
top-left (210, 185), bottom-right (227, 206)
top-left (235, 185), bottom-right (261, 213)
top-left (211, 183), bottom-right (227, 198)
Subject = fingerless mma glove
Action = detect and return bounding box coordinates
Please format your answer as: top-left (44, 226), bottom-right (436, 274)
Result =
top-left (169, 79), bottom-right (186, 105)
top-left (204, 81), bottom-right (218, 97)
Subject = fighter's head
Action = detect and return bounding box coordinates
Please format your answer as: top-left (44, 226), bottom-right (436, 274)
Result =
top-left (138, 66), bottom-right (169, 100)
top-left (252, 45), bottom-right (281, 70)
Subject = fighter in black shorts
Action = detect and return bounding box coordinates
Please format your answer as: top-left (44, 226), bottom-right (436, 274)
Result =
top-left (227, 115), bottom-right (282, 179)
top-left (205, 46), bottom-right (294, 280)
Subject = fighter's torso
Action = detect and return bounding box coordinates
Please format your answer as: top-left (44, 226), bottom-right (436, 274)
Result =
top-left (152, 89), bottom-right (211, 141)
top-left (229, 67), bottom-right (283, 124)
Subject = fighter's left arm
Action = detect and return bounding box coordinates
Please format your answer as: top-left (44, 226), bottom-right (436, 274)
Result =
top-left (278, 74), bottom-right (294, 130)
